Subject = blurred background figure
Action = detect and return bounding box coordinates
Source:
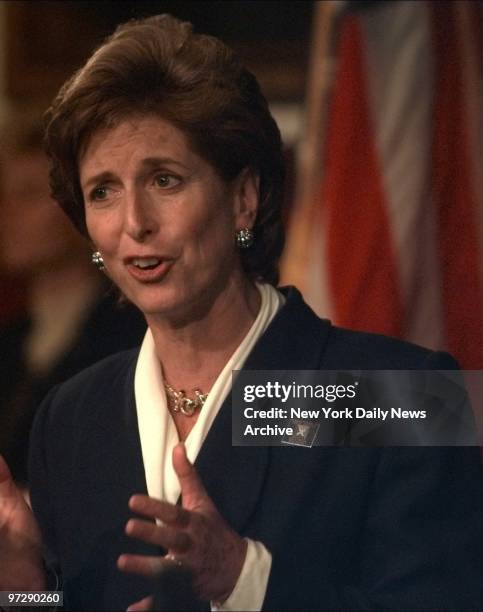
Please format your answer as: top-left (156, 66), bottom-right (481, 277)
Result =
top-left (0, 110), bottom-right (147, 486)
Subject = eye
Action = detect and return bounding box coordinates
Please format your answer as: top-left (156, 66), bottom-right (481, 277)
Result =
top-left (153, 174), bottom-right (181, 189)
top-left (89, 186), bottom-right (109, 201)
top-left (85, 184), bottom-right (118, 209)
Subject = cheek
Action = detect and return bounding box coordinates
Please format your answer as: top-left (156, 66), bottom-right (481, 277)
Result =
top-left (85, 219), bottom-right (100, 249)
top-left (85, 212), bottom-right (117, 253)
top-left (191, 213), bottom-right (237, 267)
top-left (85, 209), bottom-right (97, 241)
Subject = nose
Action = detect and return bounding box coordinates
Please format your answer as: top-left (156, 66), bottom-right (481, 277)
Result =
top-left (123, 189), bottom-right (158, 242)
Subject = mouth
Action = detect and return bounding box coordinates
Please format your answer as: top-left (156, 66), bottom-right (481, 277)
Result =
top-left (131, 256), bottom-right (162, 270)
top-left (125, 256), bottom-right (174, 282)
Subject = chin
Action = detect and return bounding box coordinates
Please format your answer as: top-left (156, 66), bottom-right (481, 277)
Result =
top-left (117, 270), bottom-right (230, 320)
top-left (125, 286), bottom-right (190, 319)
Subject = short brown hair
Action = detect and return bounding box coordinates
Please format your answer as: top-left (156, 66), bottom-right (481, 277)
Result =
top-left (45, 14), bottom-right (285, 285)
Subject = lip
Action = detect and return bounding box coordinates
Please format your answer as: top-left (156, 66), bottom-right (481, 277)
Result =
top-left (124, 256), bottom-right (174, 283)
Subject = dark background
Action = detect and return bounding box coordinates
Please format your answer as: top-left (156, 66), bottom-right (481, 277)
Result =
top-left (3, 1), bottom-right (314, 104)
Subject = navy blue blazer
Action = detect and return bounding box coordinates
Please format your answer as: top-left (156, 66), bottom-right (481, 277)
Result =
top-left (29, 288), bottom-right (483, 611)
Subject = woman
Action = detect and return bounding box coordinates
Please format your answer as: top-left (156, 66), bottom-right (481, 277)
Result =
top-left (0, 14), bottom-right (482, 612)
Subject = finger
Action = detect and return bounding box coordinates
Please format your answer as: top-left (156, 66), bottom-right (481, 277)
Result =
top-left (129, 495), bottom-right (190, 527)
top-left (125, 519), bottom-right (191, 553)
top-left (118, 553), bottom-right (164, 577)
top-left (172, 443), bottom-right (210, 509)
top-left (0, 454), bottom-right (13, 489)
top-left (0, 455), bottom-right (19, 503)
top-left (126, 595), bottom-right (153, 611)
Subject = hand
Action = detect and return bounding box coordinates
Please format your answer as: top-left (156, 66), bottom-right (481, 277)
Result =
top-left (126, 595), bottom-right (153, 611)
top-left (0, 455), bottom-right (46, 590)
top-left (118, 443), bottom-right (247, 603)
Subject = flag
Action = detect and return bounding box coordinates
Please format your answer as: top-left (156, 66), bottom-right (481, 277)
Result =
top-left (282, 0), bottom-right (483, 370)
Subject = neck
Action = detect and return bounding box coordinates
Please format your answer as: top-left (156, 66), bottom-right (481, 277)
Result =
top-left (146, 275), bottom-right (261, 393)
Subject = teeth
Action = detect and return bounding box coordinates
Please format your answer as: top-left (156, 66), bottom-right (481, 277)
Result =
top-left (132, 257), bottom-right (161, 269)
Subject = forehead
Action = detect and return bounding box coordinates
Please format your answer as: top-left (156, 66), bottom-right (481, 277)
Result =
top-left (79, 115), bottom-right (196, 172)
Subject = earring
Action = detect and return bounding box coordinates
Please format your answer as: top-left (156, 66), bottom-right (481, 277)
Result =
top-left (91, 251), bottom-right (105, 271)
top-left (236, 228), bottom-right (254, 249)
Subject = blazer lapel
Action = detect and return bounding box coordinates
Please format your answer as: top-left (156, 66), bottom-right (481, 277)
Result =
top-left (89, 356), bottom-right (148, 497)
top-left (79, 356), bottom-right (152, 554)
top-left (194, 287), bottom-right (332, 532)
top-left (244, 286), bottom-right (332, 371)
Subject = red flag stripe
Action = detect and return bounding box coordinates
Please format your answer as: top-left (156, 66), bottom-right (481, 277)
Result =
top-left (323, 15), bottom-right (404, 337)
top-left (359, 2), bottom-right (444, 350)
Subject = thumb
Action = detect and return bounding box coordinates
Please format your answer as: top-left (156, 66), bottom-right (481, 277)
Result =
top-left (126, 595), bottom-right (153, 611)
top-left (0, 454), bottom-right (14, 493)
top-left (0, 455), bottom-right (24, 509)
top-left (172, 443), bottom-right (211, 510)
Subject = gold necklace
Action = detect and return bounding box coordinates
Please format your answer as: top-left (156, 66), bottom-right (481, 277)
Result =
top-left (164, 382), bottom-right (208, 417)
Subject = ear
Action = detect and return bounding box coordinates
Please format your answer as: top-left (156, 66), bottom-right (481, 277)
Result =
top-left (232, 168), bottom-right (259, 230)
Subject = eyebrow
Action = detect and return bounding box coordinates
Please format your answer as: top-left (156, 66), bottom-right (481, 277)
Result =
top-left (80, 157), bottom-right (190, 191)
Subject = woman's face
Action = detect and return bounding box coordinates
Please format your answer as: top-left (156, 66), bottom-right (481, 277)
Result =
top-left (79, 116), bottom-right (257, 320)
